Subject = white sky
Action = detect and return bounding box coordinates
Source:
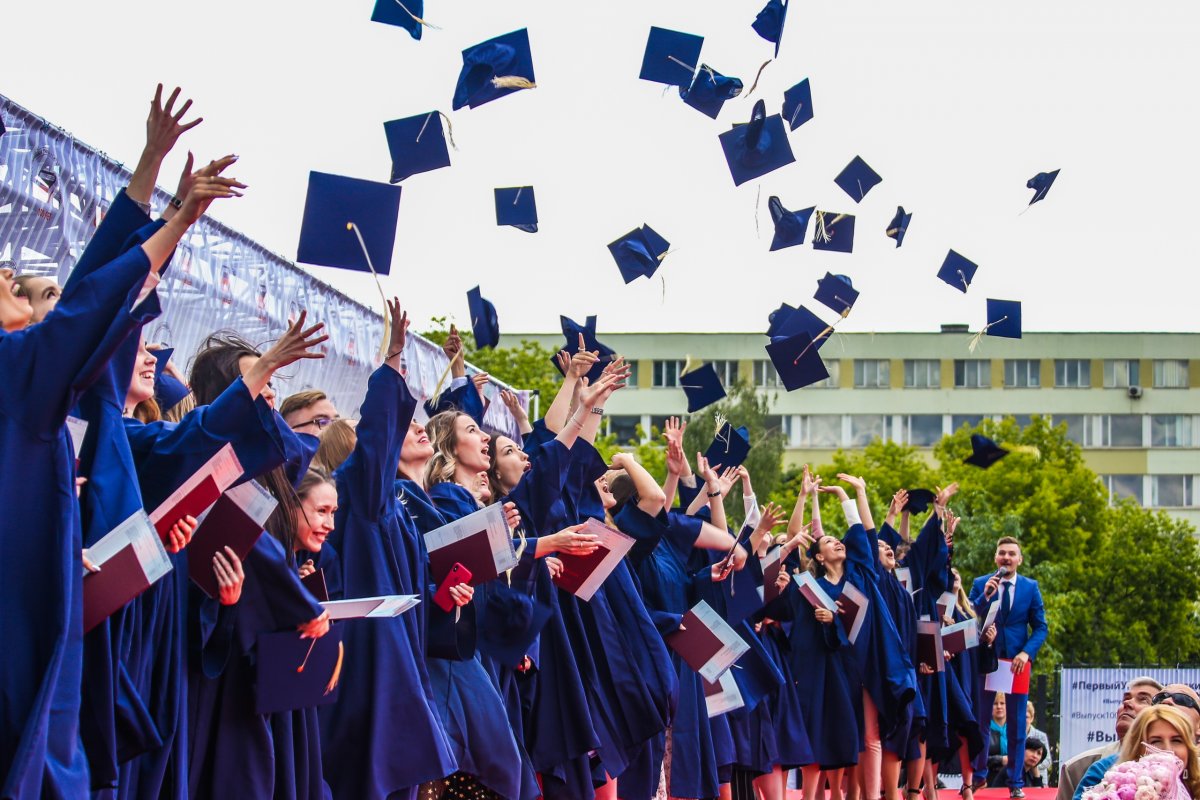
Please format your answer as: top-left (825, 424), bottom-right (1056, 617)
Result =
top-left (6, 0), bottom-right (1199, 334)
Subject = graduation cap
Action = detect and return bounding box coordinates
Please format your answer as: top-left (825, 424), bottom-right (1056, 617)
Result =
top-left (369, 0), bottom-right (431, 40)
top-left (834, 156), bottom-right (882, 203)
top-left (964, 433), bottom-right (1009, 468)
top-left (681, 66), bottom-right (743, 119)
top-left (811, 211), bottom-right (855, 253)
top-left (452, 28), bottom-right (536, 110)
top-left (782, 78), bottom-right (813, 131)
top-left (983, 299), bottom-right (1022, 340)
top-left (751, 0), bottom-right (789, 57)
top-left (467, 286), bottom-right (500, 349)
top-left (552, 315), bottom-right (614, 383)
top-left (766, 303), bottom-right (829, 348)
top-left (903, 489), bottom-right (936, 514)
top-left (297, 171), bottom-right (402, 276)
top-left (1027, 169), bottom-right (1059, 205)
top-left (680, 363), bottom-right (726, 413)
top-left (639, 26), bottom-right (704, 87)
top-left (886, 206), bottom-right (912, 248)
top-left (476, 585), bottom-right (554, 668)
top-left (254, 628), bottom-right (344, 714)
top-left (768, 197), bottom-right (814, 251)
top-left (936, 250), bottom-right (978, 294)
top-left (719, 100), bottom-right (796, 186)
top-left (494, 186), bottom-right (538, 233)
top-left (704, 423), bottom-right (751, 470)
top-left (765, 331), bottom-right (830, 391)
top-left (608, 225), bottom-right (670, 284)
top-left (814, 272), bottom-right (858, 317)
top-left (152, 348), bottom-right (191, 413)
top-left (383, 112), bottom-right (452, 183)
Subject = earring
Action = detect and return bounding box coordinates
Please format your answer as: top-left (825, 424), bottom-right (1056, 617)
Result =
top-left (1183, 768), bottom-right (1189, 780)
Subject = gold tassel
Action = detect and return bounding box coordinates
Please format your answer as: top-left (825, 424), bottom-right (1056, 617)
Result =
top-left (491, 76), bottom-right (537, 90)
top-left (506, 528), bottom-right (528, 586)
top-left (744, 60), bottom-right (773, 98)
top-left (429, 346), bottom-right (464, 409)
top-left (391, 0), bottom-right (440, 29)
top-left (967, 315), bottom-right (1007, 353)
top-left (325, 641), bottom-right (344, 695)
top-left (438, 112), bottom-right (458, 150)
top-left (346, 222), bottom-right (391, 362)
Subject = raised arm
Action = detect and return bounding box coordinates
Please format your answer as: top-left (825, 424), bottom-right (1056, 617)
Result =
top-left (838, 473), bottom-right (875, 531)
top-left (661, 417), bottom-right (687, 510)
top-left (127, 84), bottom-right (202, 207)
top-left (499, 389), bottom-right (533, 436)
top-left (612, 451), bottom-right (666, 517)
top-left (575, 356), bottom-right (630, 446)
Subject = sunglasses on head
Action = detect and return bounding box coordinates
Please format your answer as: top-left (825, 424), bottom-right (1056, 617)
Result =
top-left (1151, 691), bottom-right (1200, 711)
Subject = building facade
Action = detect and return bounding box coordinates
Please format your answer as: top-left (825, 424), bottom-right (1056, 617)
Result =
top-left (499, 330), bottom-right (1200, 527)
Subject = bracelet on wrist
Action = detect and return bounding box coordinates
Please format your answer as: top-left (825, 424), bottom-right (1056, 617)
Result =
top-left (707, 489), bottom-right (722, 498)
top-left (590, 407), bottom-right (604, 416)
top-left (169, 196), bottom-right (183, 210)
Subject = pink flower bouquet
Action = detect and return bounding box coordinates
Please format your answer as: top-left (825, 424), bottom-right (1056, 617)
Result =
top-left (1083, 750), bottom-right (1189, 800)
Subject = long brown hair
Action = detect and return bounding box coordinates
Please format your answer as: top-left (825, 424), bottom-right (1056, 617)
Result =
top-left (314, 419), bottom-right (356, 473)
top-left (424, 410), bottom-right (468, 489)
top-left (1117, 705), bottom-right (1200, 799)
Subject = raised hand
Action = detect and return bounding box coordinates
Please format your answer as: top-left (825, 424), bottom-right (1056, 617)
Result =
top-left (164, 514), bottom-right (198, 554)
top-left (935, 482), bottom-right (960, 507)
top-left (717, 466), bottom-right (739, 497)
top-left (554, 350), bottom-right (571, 376)
top-left (696, 452), bottom-right (721, 488)
top-left (943, 508), bottom-right (960, 544)
top-left (145, 84), bottom-right (202, 158)
top-left (386, 297), bottom-right (410, 359)
top-left (442, 325), bottom-right (463, 361)
top-left (818, 483), bottom-right (849, 502)
top-left (213, 547), bottom-right (244, 606)
top-left (471, 372), bottom-right (491, 408)
top-left (775, 569), bottom-right (791, 593)
top-left (889, 489), bottom-right (909, 517)
top-left (756, 502), bottom-right (788, 534)
top-left (781, 523), bottom-right (814, 556)
top-left (569, 333), bottom-right (599, 379)
top-left (800, 464), bottom-right (816, 496)
top-left (174, 173), bottom-right (246, 226)
top-left (165, 153), bottom-right (238, 221)
top-left (737, 465), bottom-right (753, 496)
top-left (264, 310), bottom-right (329, 370)
top-left (665, 437), bottom-right (688, 477)
top-left (663, 416), bottom-right (686, 448)
top-left (837, 473), bottom-right (866, 493)
top-left (500, 389), bottom-right (527, 421)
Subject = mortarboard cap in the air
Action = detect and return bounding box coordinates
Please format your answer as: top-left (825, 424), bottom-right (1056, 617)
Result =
top-left (834, 156), bottom-right (882, 203)
top-left (640, 26), bottom-right (704, 87)
top-left (964, 433), bottom-right (1009, 468)
top-left (814, 272), bottom-right (858, 317)
top-left (765, 331), bottom-right (830, 391)
top-left (383, 112), bottom-right (452, 183)
top-left (297, 171), bottom-right (401, 276)
top-left (704, 423), bottom-right (751, 470)
top-left (681, 66), bottom-right (743, 119)
top-left (719, 99), bottom-right (796, 186)
top-left (767, 303), bottom-right (829, 349)
top-left (751, 0), bottom-right (789, 57)
top-left (608, 225), bottom-right (670, 284)
top-left (681, 363), bottom-right (726, 413)
top-left (467, 286), bottom-right (500, 349)
top-left (254, 628), bottom-right (344, 714)
top-left (1027, 169), bottom-right (1059, 205)
top-left (476, 585), bottom-right (554, 668)
top-left (937, 250), bottom-right (978, 294)
top-left (886, 206), bottom-right (912, 248)
top-left (370, 0), bottom-right (429, 39)
top-left (552, 315), bottom-right (614, 383)
top-left (494, 186), bottom-right (538, 233)
top-left (152, 348), bottom-right (190, 413)
top-left (768, 197), bottom-right (814, 251)
top-left (782, 78), bottom-right (813, 131)
top-left (811, 211), bottom-right (855, 253)
top-left (453, 29), bottom-right (536, 110)
top-left (903, 489), bottom-right (936, 514)
top-left (984, 299), bottom-right (1022, 340)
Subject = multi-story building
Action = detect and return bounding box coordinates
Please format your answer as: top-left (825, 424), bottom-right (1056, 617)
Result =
top-left (499, 329), bottom-right (1200, 527)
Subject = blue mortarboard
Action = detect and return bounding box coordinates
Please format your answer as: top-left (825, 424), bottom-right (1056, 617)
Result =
top-left (383, 112), bottom-right (452, 183)
top-left (903, 489), bottom-right (937, 514)
top-left (254, 628), bottom-right (344, 714)
top-left (297, 171), bottom-right (401, 276)
top-left (766, 303), bottom-right (829, 348)
top-left (608, 225), bottom-right (670, 284)
top-left (467, 286), bottom-right (500, 349)
top-left (964, 433), bottom-right (1009, 468)
top-left (984, 298), bottom-right (1022, 340)
top-left (680, 363), bottom-right (726, 413)
top-left (751, 0), bottom-right (789, 57)
top-left (680, 66), bottom-right (743, 119)
top-left (937, 250), bottom-right (978, 294)
top-left (370, 0), bottom-right (427, 40)
top-left (814, 273), bottom-right (858, 318)
top-left (719, 100), bottom-right (796, 187)
top-left (886, 206), bottom-right (912, 248)
top-left (765, 331), bottom-right (830, 391)
top-left (152, 348), bottom-right (190, 413)
top-left (811, 211), bottom-right (855, 254)
top-left (423, 379), bottom-right (485, 425)
top-left (453, 29), bottom-right (536, 110)
top-left (552, 315), bottom-right (614, 383)
top-left (704, 423), bottom-right (751, 470)
top-left (782, 78), bottom-right (813, 131)
top-left (1027, 169), bottom-right (1060, 205)
top-left (476, 585), bottom-right (554, 668)
top-left (834, 156), bottom-right (882, 203)
top-left (768, 197), bottom-right (814, 251)
top-left (494, 186), bottom-right (538, 233)
top-left (640, 27), bottom-right (704, 87)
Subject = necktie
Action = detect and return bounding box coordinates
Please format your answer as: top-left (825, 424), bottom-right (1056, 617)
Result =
top-left (1001, 580), bottom-right (1012, 620)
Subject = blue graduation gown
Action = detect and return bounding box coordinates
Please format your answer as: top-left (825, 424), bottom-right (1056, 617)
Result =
top-left (874, 539), bottom-right (926, 761)
top-left (0, 242), bottom-right (153, 798)
top-left (320, 367), bottom-right (458, 798)
top-left (942, 606), bottom-right (985, 764)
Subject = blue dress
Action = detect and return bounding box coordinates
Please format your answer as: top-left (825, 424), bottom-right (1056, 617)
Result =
top-left (0, 240), bottom-right (154, 798)
top-left (320, 367), bottom-right (458, 798)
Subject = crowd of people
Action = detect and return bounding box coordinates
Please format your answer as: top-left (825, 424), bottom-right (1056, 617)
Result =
top-left (1, 86), bottom-right (1196, 800)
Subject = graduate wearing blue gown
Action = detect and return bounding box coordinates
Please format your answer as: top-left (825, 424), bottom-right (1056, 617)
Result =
top-left (875, 521), bottom-right (927, 765)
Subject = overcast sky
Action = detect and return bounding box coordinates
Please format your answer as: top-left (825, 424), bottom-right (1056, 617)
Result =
top-left (5, 0), bottom-right (1199, 335)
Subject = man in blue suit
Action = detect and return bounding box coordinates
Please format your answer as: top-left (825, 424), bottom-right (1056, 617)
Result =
top-left (969, 536), bottom-right (1048, 798)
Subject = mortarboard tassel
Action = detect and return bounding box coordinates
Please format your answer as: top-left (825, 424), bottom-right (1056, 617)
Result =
top-left (297, 638), bottom-right (318, 673)
top-left (325, 641), bottom-right (344, 695)
top-left (966, 315), bottom-right (1007, 353)
top-left (754, 186), bottom-right (762, 239)
top-left (491, 76), bottom-right (537, 91)
top-left (791, 309), bottom-right (848, 366)
top-left (345, 222), bottom-right (392, 361)
top-left (414, 111), bottom-right (457, 151)
top-left (506, 527), bottom-right (528, 587)
top-left (667, 55), bottom-right (698, 73)
top-left (390, 0), bottom-right (441, 30)
top-left (813, 211), bottom-right (846, 244)
top-left (744, 60), bottom-right (773, 98)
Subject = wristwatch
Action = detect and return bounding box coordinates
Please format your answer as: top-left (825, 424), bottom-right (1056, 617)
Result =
top-left (590, 407), bottom-right (604, 415)
top-left (168, 196), bottom-right (183, 210)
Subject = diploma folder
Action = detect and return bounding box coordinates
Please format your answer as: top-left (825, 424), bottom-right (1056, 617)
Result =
top-left (837, 581), bottom-right (869, 645)
top-left (321, 595), bottom-right (421, 620)
top-left (703, 669), bottom-right (745, 718)
top-left (187, 479), bottom-right (277, 599)
top-left (759, 547), bottom-right (784, 604)
top-left (148, 443), bottom-right (243, 540)
top-left (941, 618), bottom-right (979, 655)
top-left (664, 600), bottom-right (751, 683)
top-left (984, 658), bottom-right (1032, 695)
top-left (916, 619), bottom-right (946, 672)
top-left (552, 518), bottom-right (636, 601)
top-left (83, 510), bottom-right (174, 632)
top-left (424, 503), bottom-right (518, 585)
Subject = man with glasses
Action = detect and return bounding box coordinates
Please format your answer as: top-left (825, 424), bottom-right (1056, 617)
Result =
top-left (1057, 676), bottom-right (1162, 800)
top-left (280, 389), bottom-right (340, 434)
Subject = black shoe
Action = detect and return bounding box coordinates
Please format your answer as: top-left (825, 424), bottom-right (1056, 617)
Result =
top-left (1010, 788), bottom-right (1026, 799)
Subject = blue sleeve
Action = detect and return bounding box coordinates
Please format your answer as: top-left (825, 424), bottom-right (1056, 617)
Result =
top-left (334, 367), bottom-right (415, 522)
top-left (507, 439), bottom-right (570, 536)
top-left (244, 534), bottom-right (324, 628)
top-left (1023, 579), bottom-right (1049, 661)
top-left (841, 523), bottom-right (876, 577)
top-left (968, 575), bottom-right (990, 616)
top-left (614, 504), bottom-right (667, 566)
top-left (423, 379), bottom-right (484, 425)
top-left (878, 521), bottom-right (902, 548)
top-left (1073, 756), bottom-right (1115, 800)
top-left (908, 513), bottom-right (949, 593)
top-left (663, 510), bottom-right (705, 563)
top-left (66, 189), bottom-right (152, 282)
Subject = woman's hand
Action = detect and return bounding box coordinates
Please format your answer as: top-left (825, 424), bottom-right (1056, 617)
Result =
top-left (943, 508), bottom-right (960, 545)
top-left (775, 568), bottom-right (791, 592)
top-left (665, 438), bottom-right (688, 477)
top-left (782, 524), bottom-right (814, 556)
top-left (174, 174), bottom-right (246, 227)
top-left (717, 466), bottom-right (739, 497)
top-left (554, 350), bottom-right (571, 376)
top-left (663, 416), bottom-right (686, 448)
top-left (83, 549), bottom-right (100, 573)
top-left (165, 153), bottom-right (238, 220)
top-left (213, 547), bottom-right (244, 606)
top-left (609, 451), bottom-right (633, 471)
top-left (737, 465), bottom-right (753, 497)
top-left (935, 482), bottom-right (959, 507)
top-left (500, 389), bottom-right (527, 422)
top-left (818, 484), bottom-right (850, 502)
top-left (918, 663), bottom-right (935, 675)
top-left (298, 559), bottom-right (316, 579)
top-left (145, 85), bottom-right (202, 159)
top-left (696, 452), bottom-right (721, 489)
top-left (545, 524), bottom-right (600, 556)
top-left (297, 610), bottom-right (331, 640)
top-left (814, 607), bottom-right (834, 624)
top-left (982, 624), bottom-right (997, 644)
top-left (755, 502), bottom-right (788, 536)
top-left (837, 473), bottom-right (866, 494)
top-left (889, 489), bottom-right (909, 517)
top-left (448, 582), bottom-right (474, 607)
top-left (544, 556), bottom-right (564, 580)
top-left (471, 372), bottom-right (490, 409)
top-left (568, 333), bottom-right (598, 379)
top-left (261, 311), bottom-right (329, 372)
top-left (578, 370), bottom-right (625, 409)
top-left (503, 501), bottom-right (522, 532)
top-left (385, 297), bottom-right (409, 359)
top-left (800, 464), bottom-right (816, 496)
top-left (164, 514), bottom-right (198, 554)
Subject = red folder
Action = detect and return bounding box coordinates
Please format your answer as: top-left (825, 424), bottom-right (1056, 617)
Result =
top-left (149, 443), bottom-right (243, 541)
top-left (83, 511), bottom-right (173, 632)
top-left (424, 504), bottom-right (515, 586)
top-left (664, 601), bottom-right (751, 682)
top-left (916, 620), bottom-right (946, 672)
top-left (837, 582), bottom-right (869, 645)
top-left (302, 569), bottom-right (330, 602)
top-left (552, 518), bottom-right (635, 601)
top-left (188, 481), bottom-right (276, 599)
top-left (760, 549), bottom-right (784, 604)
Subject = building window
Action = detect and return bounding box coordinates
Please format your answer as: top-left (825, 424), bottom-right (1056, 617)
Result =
top-left (763, 415), bottom-right (793, 440)
top-left (652, 359), bottom-right (684, 388)
top-left (1054, 359), bottom-right (1091, 388)
top-left (753, 359), bottom-right (782, 389)
top-left (1053, 414), bottom-right (1091, 446)
top-left (1100, 415), bottom-right (1143, 447)
top-left (952, 414), bottom-right (985, 431)
top-left (954, 360), bottom-right (990, 388)
top-left (800, 415), bottom-right (842, 447)
top-left (1103, 474), bottom-right (1144, 505)
top-left (805, 359), bottom-right (840, 389)
top-left (1103, 359), bottom-right (1140, 388)
top-left (1150, 475), bottom-right (1194, 507)
top-left (1153, 359), bottom-right (1189, 388)
top-left (607, 415), bottom-right (640, 443)
top-left (850, 415), bottom-right (890, 446)
top-left (710, 360), bottom-right (739, 387)
top-left (904, 359), bottom-right (940, 389)
top-left (1004, 359), bottom-right (1040, 388)
top-left (906, 415), bottom-right (944, 446)
top-left (854, 359), bottom-right (890, 389)
top-left (1150, 415), bottom-right (1193, 448)
top-left (624, 361), bottom-right (639, 387)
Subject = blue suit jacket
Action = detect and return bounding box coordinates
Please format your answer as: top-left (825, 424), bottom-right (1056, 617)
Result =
top-left (969, 573), bottom-right (1048, 663)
